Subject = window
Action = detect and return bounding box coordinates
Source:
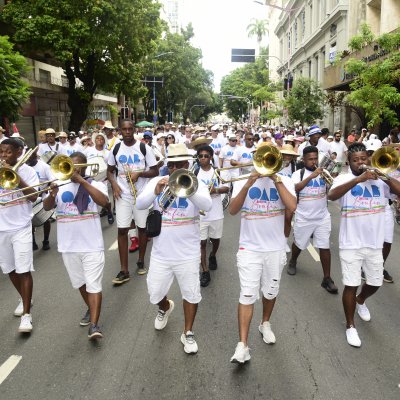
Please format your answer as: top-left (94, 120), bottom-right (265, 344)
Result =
top-left (308, 60), bottom-right (312, 78)
top-left (315, 56), bottom-right (319, 80)
top-left (294, 20), bottom-right (298, 47)
top-left (287, 30), bottom-right (291, 56)
top-left (301, 10), bottom-right (306, 39)
top-left (39, 69), bottom-right (51, 84)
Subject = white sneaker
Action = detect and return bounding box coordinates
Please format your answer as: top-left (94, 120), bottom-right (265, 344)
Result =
top-left (14, 298), bottom-right (33, 317)
top-left (230, 342), bottom-right (251, 364)
top-left (346, 326), bottom-right (361, 347)
top-left (357, 302), bottom-right (371, 322)
top-left (154, 300), bottom-right (174, 330)
top-left (18, 314), bottom-right (33, 333)
top-left (258, 321), bottom-right (276, 344)
top-left (180, 331), bottom-right (198, 354)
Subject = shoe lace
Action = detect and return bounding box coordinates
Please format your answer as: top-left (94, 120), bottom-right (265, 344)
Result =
top-left (185, 332), bottom-right (195, 344)
top-left (157, 310), bottom-right (166, 321)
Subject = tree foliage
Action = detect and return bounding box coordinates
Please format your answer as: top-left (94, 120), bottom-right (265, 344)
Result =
top-left (345, 25), bottom-right (400, 128)
top-left (2, 0), bottom-right (162, 131)
top-left (247, 19), bottom-right (268, 50)
top-left (0, 35), bottom-right (31, 122)
top-left (142, 27), bottom-right (216, 124)
top-left (285, 77), bottom-right (325, 125)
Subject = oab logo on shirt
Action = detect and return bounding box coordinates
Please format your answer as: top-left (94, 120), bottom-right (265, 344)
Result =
top-left (118, 154), bottom-right (142, 165)
top-left (226, 151), bottom-right (234, 157)
top-left (240, 152), bottom-right (253, 160)
top-left (61, 191), bottom-right (91, 211)
top-left (351, 184), bottom-right (380, 198)
top-left (249, 187), bottom-right (279, 202)
top-left (306, 178), bottom-right (326, 188)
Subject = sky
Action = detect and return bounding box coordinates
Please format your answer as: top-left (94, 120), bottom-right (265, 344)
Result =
top-left (179, 0), bottom-right (270, 91)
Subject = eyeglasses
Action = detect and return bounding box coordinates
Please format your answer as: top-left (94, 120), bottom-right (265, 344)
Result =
top-left (167, 136), bottom-right (174, 139)
top-left (167, 161), bottom-right (186, 169)
top-left (229, 139), bottom-right (238, 142)
top-left (198, 154), bottom-right (210, 159)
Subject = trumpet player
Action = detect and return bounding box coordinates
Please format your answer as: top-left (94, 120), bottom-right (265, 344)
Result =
top-left (43, 152), bottom-right (109, 340)
top-left (287, 146), bottom-right (338, 294)
top-left (229, 144), bottom-right (297, 364)
top-left (0, 139), bottom-right (39, 334)
top-left (328, 143), bottom-right (400, 347)
top-left (196, 145), bottom-right (229, 287)
top-left (107, 120), bottom-right (158, 282)
top-left (136, 143), bottom-right (212, 354)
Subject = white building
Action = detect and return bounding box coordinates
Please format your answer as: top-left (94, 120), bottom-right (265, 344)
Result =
top-left (160, 0), bottom-right (184, 34)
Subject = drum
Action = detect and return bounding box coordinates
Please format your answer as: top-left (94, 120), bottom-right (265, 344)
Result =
top-left (32, 198), bottom-right (54, 227)
top-left (86, 156), bottom-right (107, 182)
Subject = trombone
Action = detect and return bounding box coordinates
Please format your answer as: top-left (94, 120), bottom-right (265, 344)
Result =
top-left (215, 145), bottom-right (283, 183)
top-left (122, 164), bottom-right (140, 204)
top-left (360, 146), bottom-right (400, 180)
top-left (0, 154), bottom-right (99, 205)
top-left (158, 168), bottom-right (198, 212)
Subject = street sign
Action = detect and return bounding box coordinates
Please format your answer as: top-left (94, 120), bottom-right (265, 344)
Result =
top-left (142, 76), bottom-right (164, 86)
top-left (231, 49), bottom-right (255, 63)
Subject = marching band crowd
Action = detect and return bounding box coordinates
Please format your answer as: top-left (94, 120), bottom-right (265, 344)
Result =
top-left (0, 120), bottom-right (399, 363)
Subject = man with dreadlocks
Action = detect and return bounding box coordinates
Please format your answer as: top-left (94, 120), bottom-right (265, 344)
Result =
top-left (328, 142), bottom-right (400, 348)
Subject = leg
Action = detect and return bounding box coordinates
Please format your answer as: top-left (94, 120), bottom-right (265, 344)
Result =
top-left (209, 238), bottom-right (220, 257)
top-left (43, 220), bottom-right (51, 242)
top-left (9, 272), bottom-right (33, 314)
top-left (87, 292), bottom-right (102, 325)
top-left (356, 283), bottom-right (379, 305)
top-left (319, 248), bottom-right (331, 279)
top-left (137, 227), bottom-right (148, 264)
top-left (158, 296), bottom-right (171, 312)
top-left (284, 209), bottom-right (294, 238)
top-left (117, 227), bottom-right (130, 273)
top-left (342, 285), bottom-right (358, 328)
top-left (238, 303), bottom-right (254, 346)
top-left (290, 242), bottom-right (302, 263)
top-left (79, 284), bottom-right (89, 307)
top-left (200, 240), bottom-right (208, 272)
top-left (261, 296), bottom-right (276, 323)
top-left (183, 300), bottom-right (198, 333)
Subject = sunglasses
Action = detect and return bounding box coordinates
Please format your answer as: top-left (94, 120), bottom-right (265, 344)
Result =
top-left (198, 154), bottom-right (210, 159)
top-left (246, 138), bottom-right (254, 141)
top-left (167, 161), bottom-right (186, 169)
top-left (167, 136), bottom-right (174, 139)
top-left (229, 139), bottom-right (238, 142)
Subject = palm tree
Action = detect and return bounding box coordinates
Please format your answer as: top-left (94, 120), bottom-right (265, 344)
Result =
top-left (247, 19), bottom-right (269, 51)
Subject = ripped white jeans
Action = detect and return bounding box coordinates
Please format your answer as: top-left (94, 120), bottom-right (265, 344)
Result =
top-left (237, 249), bottom-right (287, 305)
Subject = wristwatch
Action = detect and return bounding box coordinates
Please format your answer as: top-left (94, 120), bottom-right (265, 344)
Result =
top-left (274, 175), bottom-right (282, 183)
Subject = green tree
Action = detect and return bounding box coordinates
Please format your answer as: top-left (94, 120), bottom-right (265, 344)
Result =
top-left (0, 35), bottom-right (31, 122)
top-left (2, 0), bottom-right (162, 131)
top-left (345, 24), bottom-right (400, 128)
top-left (247, 19), bottom-right (268, 51)
top-left (285, 77), bottom-right (325, 125)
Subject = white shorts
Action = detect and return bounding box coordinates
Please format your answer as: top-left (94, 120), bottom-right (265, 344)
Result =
top-left (115, 197), bottom-right (149, 229)
top-left (384, 206), bottom-right (394, 244)
top-left (237, 249), bottom-right (286, 305)
top-left (200, 219), bottom-right (223, 240)
top-left (340, 248), bottom-right (383, 287)
top-left (147, 257), bottom-right (201, 304)
top-left (0, 225), bottom-right (34, 274)
top-left (293, 215), bottom-right (331, 250)
top-left (61, 251), bottom-right (105, 293)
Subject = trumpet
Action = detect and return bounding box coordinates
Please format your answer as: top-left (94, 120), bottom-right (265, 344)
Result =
top-left (0, 154), bottom-right (99, 205)
top-left (123, 164), bottom-right (138, 204)
top-left (215, 144), bottom-right (283, 183)
top-left (158, 168), bottom-right (198, 212)
top-left (359, 146), bottom-right (400, 180)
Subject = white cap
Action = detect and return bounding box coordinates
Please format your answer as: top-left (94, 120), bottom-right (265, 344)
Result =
top-left (156, 132), bottom-right (166, 139)
top-left (365, 138), bottom-right (382, 152)
top-left (211, 124), bottom-right (220, 131)
top-left (227, 132), bottom-right (236, 139)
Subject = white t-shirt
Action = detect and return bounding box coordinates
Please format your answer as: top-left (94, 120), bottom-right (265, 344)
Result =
top-left (292, 168), bottom-right (328, 221)
top-left (298, 138), bottom-right (331, 158)
top-left (197, 167), bottom-right (227, 222)
top-left (54, 180), bottom-right (108, 252)
top-left (232, 146), bottom-right (255, 174)
top-left (278, 163), bottom-right (296, 178)
top-left (85, 147), bottom-right (110, 162)
top-left (32, 159), bottom-right (54, 191)
top-left (219, 144), bottom-right (237, 167)
top-left (107, 141), bottom-right (157, 200)
top-left (60, 143), bottom-right (84, 157)
top-left (38, 142), bottom-right (60, 157)
top-left (106, 136), bottom-right (120, 151)
top-left (232, 176), bottom-right (296, 252)
top-left (135, 176), bottom-right (212, 262)
top-left (331, 172), bottom-right (390, 249)
top-left (329, 140), bottom-right (348, 163)
top-left (210, 137), bottom-right (225, 156)
top-left (0, 164), bottom-right (39, 232)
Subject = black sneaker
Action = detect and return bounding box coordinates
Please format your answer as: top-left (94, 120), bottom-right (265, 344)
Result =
top-left (321, 277), bottom-right (338, 294)
top-left (209, 255), bottom-right (218, 270)
top-left (137, 261), bottom-right (147, 275)
top-left (32, 242), bottom-right (39, 251)
top-left (383, 269), bottom-right (394, 283)
top-left (88, 323), bottom-right (103, 340)
top-left (200, 271), bottom-right (211, 287)
top-left (107, 213), bottom-right (114, 225)
top-left (112, 271), bottom-right (130, 285)
top-left (42, 240), bottom-right (50, 251)
top-left (99, 209), bottom-right (108, 217)
top-left (80, 309), bottom-right (90, 326)
top-left (287, 259), bottom-right (297, 275)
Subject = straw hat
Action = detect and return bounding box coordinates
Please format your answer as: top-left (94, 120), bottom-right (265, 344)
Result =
top-left (166, 143), bottom-right (195, 162)
top-left (104, 120), bottom-right (115, 129)
top-left (187, 136), bottom-right (212, 149)
top-left (280, 144), bottom-right (299, 156)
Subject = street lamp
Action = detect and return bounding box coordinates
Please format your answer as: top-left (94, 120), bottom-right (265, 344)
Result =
top-left (152, 52), bottom-right (174, 125)
top-left (189, 104), bottom-right (205, 122)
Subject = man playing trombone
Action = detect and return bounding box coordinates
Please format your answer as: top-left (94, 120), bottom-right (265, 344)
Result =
top-left (229, 143), bottom-right (297, 364)
top-left (0, 139), bottom-right (39, 333)
top-left (136, 143), bottom-right (212, 354)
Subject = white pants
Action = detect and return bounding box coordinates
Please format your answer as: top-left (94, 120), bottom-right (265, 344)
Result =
top-left (237, 249), bottom-right (286, 305)
top-left (340, 248), bottom-right (383, 287)
top-left (62, 251), bottom-right (105, 293)
top-left (200, 219), bottom-right (223, 240)
top-left (293, 215), bottom-right (331, 250)
top-left (0, 224), bottom-right (34, 274)
top-left (147, 257), bottom-right (201, 304)
top-left (384, 206), bottom-right (394, 244)
top-left (115, 197), bottom-right (149, 229)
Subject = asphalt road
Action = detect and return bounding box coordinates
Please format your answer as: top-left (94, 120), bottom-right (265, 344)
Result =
top-left (1, 202), bottom-right (400, 400)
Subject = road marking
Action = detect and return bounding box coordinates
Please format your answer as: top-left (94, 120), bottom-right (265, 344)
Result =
top-left (108, 240), bottom-right (118, 251)
top-left (307, 243), bottom-right (320, 262)
top-left (0, 355), bottom-right (22, 385)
